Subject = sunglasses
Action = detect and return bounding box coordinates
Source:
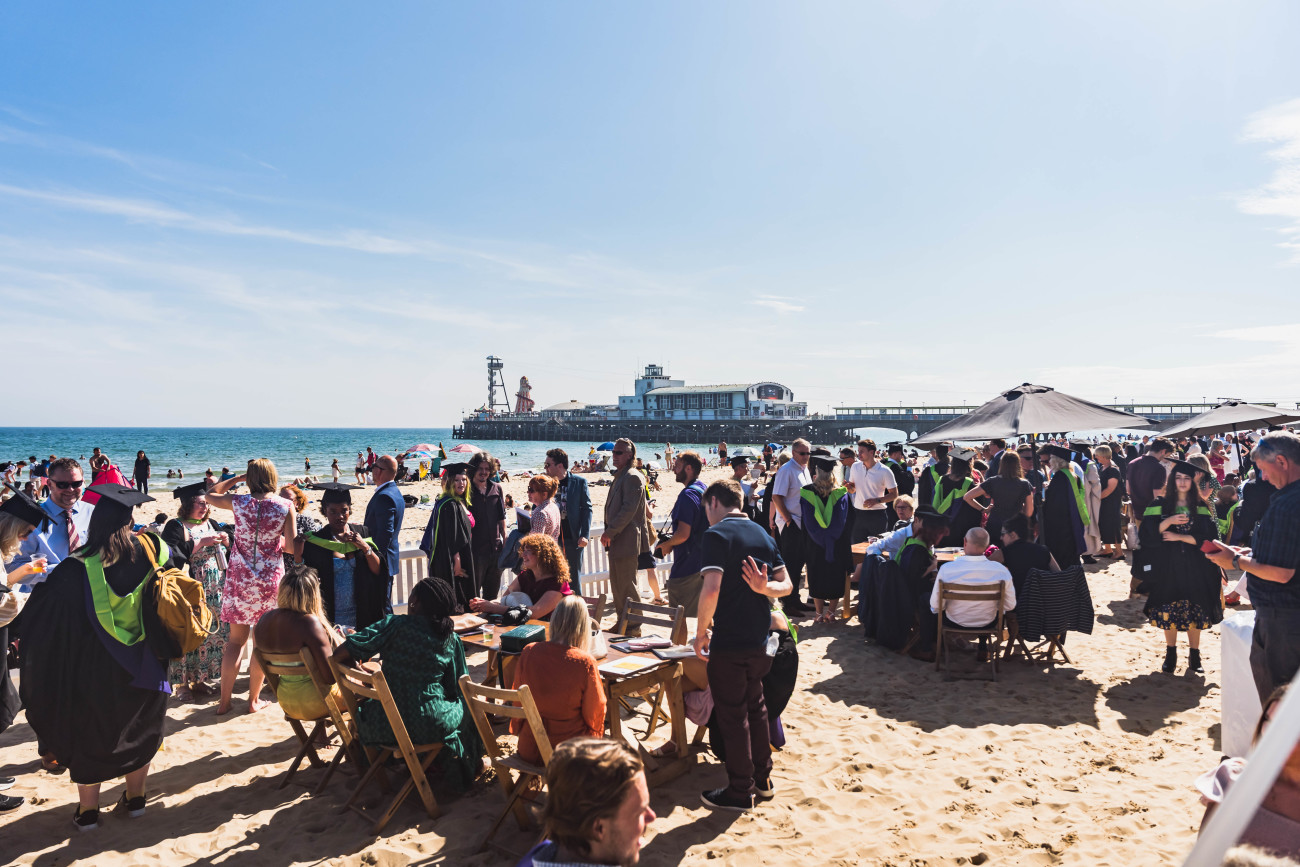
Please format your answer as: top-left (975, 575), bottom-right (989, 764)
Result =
top-left (794, 450), bottom-right (810, 457)
top-left (50, 479), bottom-right (83, 490)
top-left (612, 450), bottom-right (630, 455)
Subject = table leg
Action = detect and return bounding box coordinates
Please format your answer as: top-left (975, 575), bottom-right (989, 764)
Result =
top-left (606, 683), bottom-right (626, 745)
top-left (666, 664), bottom-right (687, 755)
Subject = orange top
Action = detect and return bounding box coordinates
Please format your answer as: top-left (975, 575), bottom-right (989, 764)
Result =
top-left (511, 641), bottom-right (607, 764)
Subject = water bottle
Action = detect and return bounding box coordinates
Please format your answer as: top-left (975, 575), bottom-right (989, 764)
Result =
top-left (591, 623), bottom-right (608, 659)
top-left (765, 631), bottom-right (779, 657)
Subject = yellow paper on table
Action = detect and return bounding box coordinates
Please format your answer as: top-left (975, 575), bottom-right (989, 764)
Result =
top-left (598, 656), bottom-right (661, 677)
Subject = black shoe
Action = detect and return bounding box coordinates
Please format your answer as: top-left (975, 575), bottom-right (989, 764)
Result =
top-left (1162, 646), bottom-right (1178, 674)
top-left (0, 776), bottom-right (14, 791)
top-left (114, 792), bottom-right (146, 818)
top-left (74, 806), bottom-right (99, 832)
top-left (701, 787), bottom-right (753, 812)
top-left (1081, 555), bottom-right (1097, 564)
top-left (754, 776), bottom-right (775, 802)
top-left (1188, 649), bottom-right (1204, 675)
top-left (0, 794), bottom-right (23, 812)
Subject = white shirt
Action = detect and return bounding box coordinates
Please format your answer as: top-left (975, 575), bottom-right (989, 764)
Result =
top-left (929, 554), bottom-right (1016, 626)
top-left (772, 460), bottom-right (812, 530)
top-left (849, 460), bottom-right (896, 510)
top-left (866, 522), bottom-right (913, 558)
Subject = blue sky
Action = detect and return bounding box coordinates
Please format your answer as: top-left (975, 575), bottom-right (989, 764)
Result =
top-left (2, 1), bottom-right (1299, 426)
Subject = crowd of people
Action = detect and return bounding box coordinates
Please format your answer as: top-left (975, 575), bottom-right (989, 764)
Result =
top-left (3, 425), bottom-right (1300, 863)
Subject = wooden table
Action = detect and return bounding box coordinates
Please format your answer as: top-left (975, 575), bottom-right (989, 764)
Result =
top-left (462, 621), bottom-right (695, 786)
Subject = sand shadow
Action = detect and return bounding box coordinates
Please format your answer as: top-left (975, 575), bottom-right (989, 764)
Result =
top-left (1103, 670), bottom-right (1216, 734)
top-left (809, 627), bottom-right (1103, 730)
top-left (1095, 595), bottom-right (1150, 630)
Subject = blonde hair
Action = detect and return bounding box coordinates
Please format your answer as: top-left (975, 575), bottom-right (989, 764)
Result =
top-left (0, 512), bottom-right (33, 563)
top-left (894, 494), bottom-right (917, 512)
top-left (547, 595), bottom-right (591, 652)
top-left (1094, 445), bottom-right (1112, 460)
top-left (278, 564), bottom-right (326, 621)
top-left (246, 459), bottom-right (279, 495)
top-left (811, 462), bottom-right (838, 497)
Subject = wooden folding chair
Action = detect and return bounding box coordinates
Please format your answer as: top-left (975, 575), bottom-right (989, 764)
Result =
top-left (934, 581), bottom-right (1007, 681)
top-left (459, 675), bottom-right (552, 858)
top-left (254, 647), bottom-right (354, 793)
top-left (580, 594), bottom-right (605, 626)
top-left (613, 599), bottom-right (686, 738)
top-left (329, 658), bottom-right (443, 834)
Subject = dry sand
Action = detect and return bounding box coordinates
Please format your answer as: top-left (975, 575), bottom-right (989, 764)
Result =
top-left (0, 467), bottom-right (1225, 865)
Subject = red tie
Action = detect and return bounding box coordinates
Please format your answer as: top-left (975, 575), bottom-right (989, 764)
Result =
top-left (65, 510), bottom-right (80, 553)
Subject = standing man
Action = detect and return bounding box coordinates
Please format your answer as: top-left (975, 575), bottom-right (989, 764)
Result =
top-left (847, 439), bottom-right (898, 544)
top-left (467, 451), bottom-right (507, 601)
top-left (770, 439), bottom-right (812, 615)
top-left (600, 439), bottom-right (652, 627)
top-left (12, 457), bottom-right (93, 576)
top-left (654, 451), bottom-right (708, 616)
top-left (694, 479), bottom-right (792, 812)
top-left (545, 448), bottom-right (592, 594)
top-left (1126, 437), bottom-right (1175, 539)
top-left (729, 455), bottom-right (758, 519)
top-left (1208, 432), bottom-right (1300, 702)
top-left (363, 454), bottom-right (404, 615)
top-left (365, 447), bottom-right (377, 483)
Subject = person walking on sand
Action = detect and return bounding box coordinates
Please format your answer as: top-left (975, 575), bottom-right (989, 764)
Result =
top-left (354, 452), bottom-right (366, 484)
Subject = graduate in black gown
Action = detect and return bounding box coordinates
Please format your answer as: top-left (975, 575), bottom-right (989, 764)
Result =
top-left (916, 443), bottom-right (950, 513)
top-left (1139, 460), bottom-right (1222, 675)
top-left (799, 450), bottom-right (852, 624)
top-left (297, 482), bottom-right (386, 630)
top-left (420, 460), bottom-right (475, 612)
top-left (1038, 444), bottom-right (1086, 569)
top-left (935, 448), bottom-right (982, 547)
top-left (20, 484), bottom-right (171, 830)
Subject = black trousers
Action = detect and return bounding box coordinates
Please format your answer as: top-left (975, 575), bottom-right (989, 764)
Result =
top-left (472, 542), bottom-right (503, 601)
top-left (560, 523), bottom-right (584, 595)
top-left (1251, 607), bottom-right (1300, 703)
top-left (851, 509), bottom-right (889, 544)
top-left (707, 648), bottom-right (773, 797)
top-left (778, 524), bottom-right (806, 606)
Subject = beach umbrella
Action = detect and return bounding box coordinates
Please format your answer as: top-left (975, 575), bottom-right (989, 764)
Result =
top-left (729, 446), bottom-right (761, 458)
top-left (405, 443), bottom-right (436, 454)
top-left (908, 383), bottom-right (1152, 448)
top-left (596, 442), bottom-right (616, 451)
top-left (1158, 401), bottom-right (1300, 439)
top-left (448, 443), bottom-right (481, 454)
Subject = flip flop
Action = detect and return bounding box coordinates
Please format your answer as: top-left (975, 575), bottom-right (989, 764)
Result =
top-left (41, 755), bottom-right (67, 775)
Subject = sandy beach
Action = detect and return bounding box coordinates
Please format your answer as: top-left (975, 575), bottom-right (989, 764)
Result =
top-left (0, 465), bottom-right (1224, 866)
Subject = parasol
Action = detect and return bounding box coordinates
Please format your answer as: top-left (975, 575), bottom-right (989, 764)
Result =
top-left (1158, 401), bottom-right (1300, 439)
top-left (448, 443), bottom-right (481, 454)
top-left (909, 383), bottom-right (1152, 448)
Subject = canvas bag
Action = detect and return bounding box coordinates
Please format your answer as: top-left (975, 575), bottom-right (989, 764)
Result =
top-left (138, 533), bottom-right (217, 659)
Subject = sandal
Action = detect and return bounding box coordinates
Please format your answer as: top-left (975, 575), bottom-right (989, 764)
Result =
top-left (41, 755), bottom-right (67, 775)
top-left (651, 598), bottom-right (668, 606)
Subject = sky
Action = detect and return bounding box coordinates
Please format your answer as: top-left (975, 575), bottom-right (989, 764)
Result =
top-left (2, 1), bottom-right (1300, 426)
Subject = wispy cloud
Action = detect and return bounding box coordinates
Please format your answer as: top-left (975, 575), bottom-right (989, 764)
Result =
top-left (0, 104), bottom-right (45, 126)
top-left (1237, 98), bottom-right (1300, 263)
top-left (754, 294), bottom-right (805, 314)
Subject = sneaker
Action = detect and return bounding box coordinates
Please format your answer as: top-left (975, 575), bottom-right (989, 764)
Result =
top-left (73, 806), bottom-right (99, 831)
top-left (0, 776), bottom-right (14, 791)
top-left (754, 776), bottom-right (775, 801)
top-left (701, 787), bottom-right (753, 812)
top-left (0, 794), bottom-right (23, 812)
top-left (115, 793), bottom-right (147, 818)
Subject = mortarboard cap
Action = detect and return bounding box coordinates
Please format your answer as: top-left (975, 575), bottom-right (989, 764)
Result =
top-left (310, 481), bottom-right (364, 505)
top-left (86, 484), bottom-right (154, 510)
top-left (172, 481), bottom-right (209, 500)
top-left (441, 460), bottom-right (472, 478)
top-left (886, 441), bottom-right (905, 453)
top-left (0, 487), bottom-right (54, 531)
top-left (950, 447), bottom-right (977, 463)
top-left (1038, 444), bottom-right (1074, 462)
top-left (913, 504), bottom-right (951, 525)
top-left (807, 448), bottom-right (837, 472)
top-left (1167, 459), bottom-right (1209, 481)
top-left (728, 454), bottom-right (750, 466)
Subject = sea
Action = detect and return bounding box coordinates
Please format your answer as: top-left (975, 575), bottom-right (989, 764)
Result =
top-left (0, 426), bottom-right (911, 494)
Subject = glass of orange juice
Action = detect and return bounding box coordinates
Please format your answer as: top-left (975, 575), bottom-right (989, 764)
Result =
top-left (29, 555), bottom-right (48, 574)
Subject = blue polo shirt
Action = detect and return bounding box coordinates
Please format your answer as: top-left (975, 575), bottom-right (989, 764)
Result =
top-left (1249, 479), bottom-right (1300, 610)
top-left (668, 480), bottom-right (708, 581)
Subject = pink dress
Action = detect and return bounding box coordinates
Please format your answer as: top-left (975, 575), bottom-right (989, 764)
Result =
top-left (221, 494), bottom-right (291, 625)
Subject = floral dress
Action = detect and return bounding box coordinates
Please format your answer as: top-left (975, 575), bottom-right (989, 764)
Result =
top-left (169, 520), bottom-right (231, 685)
top-left (221, 494), bottom-right (291, 626)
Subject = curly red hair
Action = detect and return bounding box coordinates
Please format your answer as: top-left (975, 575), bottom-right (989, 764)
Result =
top-left (518, 532), bottom-right (570, 585)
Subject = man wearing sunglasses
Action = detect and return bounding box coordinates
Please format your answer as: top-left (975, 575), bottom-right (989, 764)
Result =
top-left (12, 457), bottom-right (93, 583)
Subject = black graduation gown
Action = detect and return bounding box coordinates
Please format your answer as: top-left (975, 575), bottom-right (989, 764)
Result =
top-left (424, 498), bottom-right (475, 613)
top-left (917, 462), bottom-right (947, 512)
top-left (1139, 499), bottom-right (1223, 625)
top-left (0, 601), bottom-right (19, 734)
top-left (19, 542), bottom-right (170, 785)
top-left (1043, 471), bottom-right (1084, 569)
top-left (935, 476), bottom-right (982, 548)
top-left (300, 522), bottom-right (385, 629)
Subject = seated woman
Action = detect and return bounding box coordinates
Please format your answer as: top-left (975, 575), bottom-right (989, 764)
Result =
top-left (1198, 685), bottom-right (1300, 858)
top-left (253, 565), bottom-right (338, 721)
top-left (510, 596), bottom-right (606, 764)
top-left (295, 482), bottom-right (385, 632)
top-left (469, 533), bottom-right (573, 620)
top-left (331, 577), bottom-right (484, 790)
